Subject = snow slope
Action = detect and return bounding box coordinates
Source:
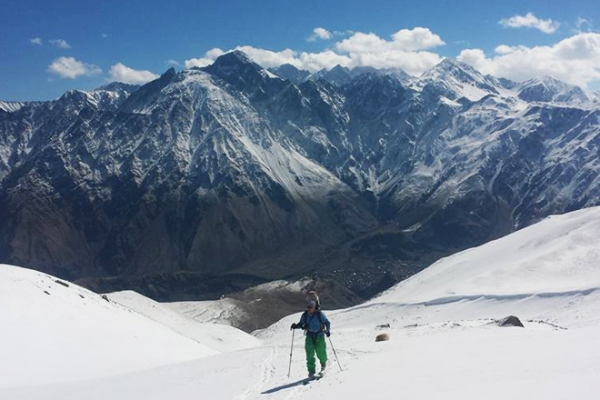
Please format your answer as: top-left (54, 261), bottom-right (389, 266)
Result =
top-left (107, 290), bottom-right (259, 352)
top-left (0, 267), bottom-right (255, 388)
top-left (376, 207), bottom-right (600, 304)
top-left (3, 206), bottom-right (600, 399)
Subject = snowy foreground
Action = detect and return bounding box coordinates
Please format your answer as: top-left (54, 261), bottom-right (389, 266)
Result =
top-left (3, 207), bottom-right (600, 399)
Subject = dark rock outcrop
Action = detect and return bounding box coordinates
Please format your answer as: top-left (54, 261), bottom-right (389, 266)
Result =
top-left (497, 315), bottom-right (525, 327)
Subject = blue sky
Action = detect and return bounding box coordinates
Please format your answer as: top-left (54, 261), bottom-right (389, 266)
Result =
top-left (1, 0), bottom-right (599, 101)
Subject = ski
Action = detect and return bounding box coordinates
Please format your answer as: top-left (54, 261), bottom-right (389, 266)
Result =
top-left (303, 372), bottom-right (324, 385)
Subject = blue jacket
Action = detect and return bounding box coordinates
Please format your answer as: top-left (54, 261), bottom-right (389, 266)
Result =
top-left (297, 310), bottom-right (330, 334)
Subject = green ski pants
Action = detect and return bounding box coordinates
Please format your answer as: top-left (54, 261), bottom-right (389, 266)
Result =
top-left (305, 334), bottom-right (327, 373)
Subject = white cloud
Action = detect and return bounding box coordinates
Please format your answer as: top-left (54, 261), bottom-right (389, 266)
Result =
top-left (184, 28), bottom-right (444, 75)
top-left (296, 50), bottom-right (352, 71)
top-left (390, 27), bottom-right (446, 50)
top-left (47, 57), bottom-right (102, 79)
top-left (574, 17), bottom-right (595, 34)
top-left (191, 46), bottom-right (351, 72)
top-left (185, 48), bottom-right (225, 69)
top-left (49, 39), bottom-right (71, 49)
top-left (180, 26), bottom-right (600, 88)
top-left (109, 63), bottom-right (159, 84)
top-left (335, 32), bottom-right (388, 54)
top-left (235, 46), bottom-right (300, 68)
top-left (457, 32), bottom-right (600, 88)
top-left (185, 58), bottom-right (212, 69)
top-left (205, 48), bottom-right (225, 59)
top-left (494, 45), bottom-right (514, 55)
top-left (328, 27), bottom-right (445, 74)
top-left (30, 38), bottom-right (43, 46)
top-left (101, 33), bottom-right (109, 39)
top-left (336, 28), bottom-right (444, 54)
top-left (499, 12), bottom-right (560, 34)
top-left (494, 45), bottom-right (529, 55)
top-left (166, 59), bottom-right (181, 67)
top-left (308, 27), bottom-right (332, 42)
top-left (456, 49), bottom-right (495, 72)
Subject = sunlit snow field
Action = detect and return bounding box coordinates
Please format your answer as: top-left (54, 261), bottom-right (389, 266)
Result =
top-left (2, 207), bottom-right (600, 399)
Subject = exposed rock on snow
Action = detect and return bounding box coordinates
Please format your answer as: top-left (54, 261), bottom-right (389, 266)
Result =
top-left (497, 315), bottom-right (525, 327)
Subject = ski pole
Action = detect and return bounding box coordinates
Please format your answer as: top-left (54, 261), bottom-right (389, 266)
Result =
top-left (288, 329), bottom-right (295, 378)
top-left (327, 335), bottom-right (343, 371)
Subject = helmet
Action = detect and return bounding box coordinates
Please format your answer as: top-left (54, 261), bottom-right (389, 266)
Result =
top-left (305, 290), bottom-right (321, 310)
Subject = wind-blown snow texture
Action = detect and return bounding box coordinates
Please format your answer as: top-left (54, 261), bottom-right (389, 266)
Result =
top-left (2, 51), bottom-right (600, 297)
top-left (2, 206), bottom-right (599, 399)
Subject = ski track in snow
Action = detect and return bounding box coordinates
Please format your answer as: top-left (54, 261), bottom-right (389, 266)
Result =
top-left (233, 346), bottom-right (277, 400)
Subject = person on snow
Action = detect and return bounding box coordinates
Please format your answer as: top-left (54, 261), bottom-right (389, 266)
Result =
top-left (290, 299), bottom-right (331, 378)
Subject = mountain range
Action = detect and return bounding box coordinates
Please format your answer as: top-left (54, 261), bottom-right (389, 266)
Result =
top-left (1, 50), bottom-right (600, 300)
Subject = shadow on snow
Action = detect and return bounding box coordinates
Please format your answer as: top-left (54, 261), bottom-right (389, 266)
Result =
top-left (262, 378), bottom-right (312, 394)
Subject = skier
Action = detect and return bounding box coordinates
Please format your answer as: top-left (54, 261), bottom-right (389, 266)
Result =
top-left (290, 299), bottom-right (331, 379)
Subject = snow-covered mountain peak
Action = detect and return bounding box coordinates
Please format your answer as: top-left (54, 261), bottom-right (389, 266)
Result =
top-left (97, 81), bottom-right (140, 94)
top-left (274, 63), bottom-right (302, 74)
top-left (118, 66), bottom-right (180, 113)
top-left (217, 49), bottom-right (255, 65)
top-left (375, 67), bottom-right (411, 82)
top-left (0, 100), bottom-right (27, 112)
top-left (57, 89), bottom-right (93, 102)
top-left (518, 76), bottom-right (574, 95)
top-left (329, 64), bottom-right (350, 74)
top-left (348, 71), bottom-right (406, 93)
top-left (311, 64), bottom-right (355, 86)
top-left (52, 88), bottom-right (125, 112)
top-left (422, 58), bottom-right (484, 82)
top-left (269, 63), bottom-right (310, 84)
top-left (415, 58), bottom-right (500, 101)
top-left (270, 63), bottom-right (409, 87)
top-left (202, 50), bottom-right (285, 98)
top-left (160, 66), bottom-right (178, 79)
top-left (203, 50), bottom-right (267, 80)
top-left (517, 75), bottom-right (589, 104)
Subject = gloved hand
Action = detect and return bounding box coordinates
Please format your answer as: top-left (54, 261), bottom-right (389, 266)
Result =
top-left (290, 323), bottom-right (298, 330)
top-left (325, 330), bottom-right (331, 337)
